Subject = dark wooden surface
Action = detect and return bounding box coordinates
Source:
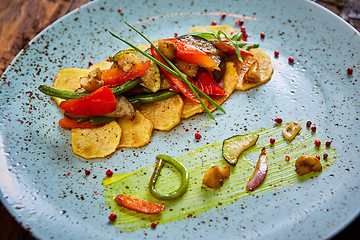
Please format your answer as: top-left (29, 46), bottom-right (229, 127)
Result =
top-left (0, 0), bottom-right (359, 239)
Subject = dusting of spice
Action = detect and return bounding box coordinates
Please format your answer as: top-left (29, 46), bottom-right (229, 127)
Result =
top-left (314, 140), bottom-right (321, 147)
top-left (106, 169), bottom-right (113, 177)
top-left (108, 213), bottom-right (117, 221)
top-left (347, 67), bottom-right (353, 75)
top-left (151, 222), bottom-right (158, 228)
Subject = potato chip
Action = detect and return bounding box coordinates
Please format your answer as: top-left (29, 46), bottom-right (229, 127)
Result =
top-left (71, 121), bottom-right (122, 159)
top-left (138, 95), bottom-right (184, 131)
top-left (234, 49), bottom-right (274, 91)
top-left (117, 110), bottom-right (153, 148)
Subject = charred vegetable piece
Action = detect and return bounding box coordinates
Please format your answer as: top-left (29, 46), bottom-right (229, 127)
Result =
top-left (202, 165), bottom-right (230, 189)
top-left (149, 154), bottom-right (189, 200)
top-left (222, 134), bottom-right (259, 165)
top-left (115, 194), bottom-right (165, 214)
top-left (246, 147), bottom-right (267, 191)
top-left (112, 49), bottom-right (161, 92)
top-left (193, 71), bottom-right (225, 96)
top-left (282, 122), bottom-right (302, 141)
top-left (102, 61), bottom-right (151, 87)
top-left (295, 155), bottom-right (322, 175)
top-left (162, 38), bottom-right (219, 71)
top-left (59, 86), bottom-right (116, 116)
top-left (103, 95), bottom-right (135, 120)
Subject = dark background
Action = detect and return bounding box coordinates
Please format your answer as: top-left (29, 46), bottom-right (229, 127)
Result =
top-left (0, 0), bottom-right (359, 239)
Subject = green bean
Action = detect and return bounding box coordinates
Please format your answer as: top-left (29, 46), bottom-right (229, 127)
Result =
top-left (127, 90), bottom-right (178, 108)
top-left (89, 116), bottom-right (117, 125)
top-left (38, 78), bottom-right (142, 99)
top-left (149, 154), bottom-right (189, 200)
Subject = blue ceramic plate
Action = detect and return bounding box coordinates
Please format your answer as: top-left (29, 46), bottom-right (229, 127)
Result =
top-left (1, 0), bottom-right (359, 239)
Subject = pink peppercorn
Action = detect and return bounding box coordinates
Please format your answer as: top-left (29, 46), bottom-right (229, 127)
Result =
top-left (106, 169), bottom-right (113, 177)
top-left (88, 61), bottom-right (93, 67)
top-left (85, 169), bottom-right (91, 175)
top-left (270, 138), bottom-right (275, 145)
top-left (274, 118), bottom-right (283, 123)
top-left (151, 222), bottom-right (158, 228)
top-left (221, 13), bottom-right (227, 18)
top-left (211, 20), bottom-right (217, 26)
top-left (235, 19), bottom-right (244, 26)
top-left (285, 155), bottom-right (290, 161)
top-left (306, 121), bottom-right (312, 128)
top-left (323, 153), bottom-right (328, 160)
top-left (117, 8), bottom-right (122, 13)
top-left (195, 133), bottom-right (202, 140)
top-left (311, 126), bottom-right (317, 132)
top-left (274, 51), bottom-right (279, 57)
top-left (260, 32), bottom-right (265, 39)
top-left (174, 33), bottom-right (178, 37)
top-left (347, 67), bottom-right (353, 75)
top-left (108, 213), bottom-right (117, 221)
top-left (316, 155), bottom-right (320, 160)
top-left (326, 141), bottom-right (332, 147)
top-left (314, 140), bottom-right (321, 147)
top-left (288, 57), bottom-right (294, 63)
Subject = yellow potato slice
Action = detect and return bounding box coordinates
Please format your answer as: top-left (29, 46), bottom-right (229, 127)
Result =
top-left (52, 61), bottom-right (111, 105)
top-left (188, 25), bottom-right (238, 35)
top-left (71, 121), bottom-right (122, 159)
top-left (181, 95), bottom-right (209, 119)
top-left (52, 68), bottom-right (88, 105)
top-left (208, 61), bottom-right (238, 112)
top-left (234, 48), bottom-right (274, 91)
top-left (138, 94), bottom-right (184, 131)
top-left (117, 110), bottom-right (154, 148)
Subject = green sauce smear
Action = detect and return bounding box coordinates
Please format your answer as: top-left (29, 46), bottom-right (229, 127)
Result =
top-left (102, 120), bottom-right (337, 232)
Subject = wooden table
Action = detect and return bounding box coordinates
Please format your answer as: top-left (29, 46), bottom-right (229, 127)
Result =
top-left (0, 0), bottom-right (359, 239)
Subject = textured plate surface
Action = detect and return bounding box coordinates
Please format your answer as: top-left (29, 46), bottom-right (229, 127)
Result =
top-left (0, 0), bottom-right (359, 239)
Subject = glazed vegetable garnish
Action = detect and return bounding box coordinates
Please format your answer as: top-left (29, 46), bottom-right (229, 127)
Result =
top-left (109, 22), bottom-right (226, 120)
top-left (38, 77), bottom-right (142, 99)
top-left (185, 29), bottom-right (259, 62)
top-left (149, 154), bottom-right (189, 200)
top-left (115, 194), bottom-right (165, 214)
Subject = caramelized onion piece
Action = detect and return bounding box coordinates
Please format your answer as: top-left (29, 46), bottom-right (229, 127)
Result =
top-left (246, 147), bottom-right (267, 191)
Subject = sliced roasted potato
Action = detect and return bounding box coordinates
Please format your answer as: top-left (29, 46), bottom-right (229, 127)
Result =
top-left (52, 68), bottom-right (89, 105)
top-left (181, 95), bottom-right (209, 119)
top-left (138, 94), bottom-right (184, 131)
top-left (71, 121), bottom-right (122, 159)
top-left (208, 61), bottom-right (238, 112)
top-left (117, 110), bottom-right (154, 148)
top-left (234, 48), bottom-right (274, 91)
top-left (88, 61), bottom-right (112, 71)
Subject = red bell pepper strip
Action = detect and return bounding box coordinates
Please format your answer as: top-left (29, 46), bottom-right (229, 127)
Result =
top-left (102, 61), bottom-right (151, 87)
top-left (115, 194), bottom-right (165, 214)
top-left (150, 46), bottom-right (200, 103)
top-left (193, 72), bottom-right (225, 96)
top-left (213, 42), bottom-right (253, 56)
top-left (58, 117), bottom-right (103, 129)
top-left (59, 86), bottom-right (116, 116)
top-left (162, 38), bottom-right (219, 70)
